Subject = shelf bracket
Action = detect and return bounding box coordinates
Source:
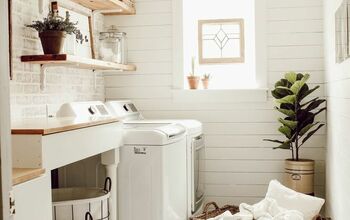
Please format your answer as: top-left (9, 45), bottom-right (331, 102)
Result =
top-left (40, 64), bottom-right (69, 91)
top-left (40, 64), bottom-right (48, 91)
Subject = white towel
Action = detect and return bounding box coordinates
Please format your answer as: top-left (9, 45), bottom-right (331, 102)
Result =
top-left (207, 211), bottom-right (233, 220)
top-left (232, 198), bottom-right (304, 220)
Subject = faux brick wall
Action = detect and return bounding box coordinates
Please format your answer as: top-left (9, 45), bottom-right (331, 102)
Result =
top-left (10, 0), bottom-right (105, 119)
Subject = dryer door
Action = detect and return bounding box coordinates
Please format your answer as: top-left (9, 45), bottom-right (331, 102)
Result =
top-left (191, 135), bottom-right (205, 213)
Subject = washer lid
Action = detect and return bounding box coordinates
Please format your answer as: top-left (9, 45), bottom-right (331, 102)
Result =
top-left (123, 124), bottom-right (186, 145)
top-left (125, 119), bottom-right (202, 135)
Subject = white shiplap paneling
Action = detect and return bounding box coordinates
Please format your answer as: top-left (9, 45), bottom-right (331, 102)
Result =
top-left (104, 0), bottom-right (325, 205)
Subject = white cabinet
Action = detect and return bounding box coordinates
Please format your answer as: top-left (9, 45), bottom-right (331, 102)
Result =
top-left (13, 174), bottom-right (52, 220)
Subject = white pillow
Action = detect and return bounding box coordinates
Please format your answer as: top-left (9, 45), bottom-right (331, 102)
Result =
top-left (265, 180), bottom-right (325, 220)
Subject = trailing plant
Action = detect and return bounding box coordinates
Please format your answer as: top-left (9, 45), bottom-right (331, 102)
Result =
top-left (264, 72), bottom-right (326, 161)
top-left (26, 11), bottom-right (87, 44)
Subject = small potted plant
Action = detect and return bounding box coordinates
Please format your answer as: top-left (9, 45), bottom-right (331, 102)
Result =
top-left (187, 57), bottom-right (200, 89)
top-left (202, 74), bottom-right (211, 89)
top-left (264, 72), bottom-right (326, 195)
top-left (26, 10), bottom-right (86, 54)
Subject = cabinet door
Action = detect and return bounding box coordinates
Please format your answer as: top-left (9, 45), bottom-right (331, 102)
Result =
top-left (0, 0), bottom-right (13, 219)
top-left (13, 174), bottom-right (52, 220)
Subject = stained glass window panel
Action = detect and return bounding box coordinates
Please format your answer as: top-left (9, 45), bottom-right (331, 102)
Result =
top-left (199, 19), bottom-right (244, 64)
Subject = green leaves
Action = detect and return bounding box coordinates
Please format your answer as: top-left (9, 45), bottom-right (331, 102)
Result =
top-left (285, 72), bottom-right (297, 83)
top-left (290, 74), bottom-right (310, 94)
top-left (278, 126), bottom-right (292, 138)
top-left (276, 95), bottom-right (296, 105)
top-left (275, 107), bottom-right (295, 117)
top-left (278, 118), bottom-right (297, 129)
top-left (264, 71), bottom-right (326, 160)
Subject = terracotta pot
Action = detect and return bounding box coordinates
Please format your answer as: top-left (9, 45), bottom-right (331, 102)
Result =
top-left (187, 76), bottom-right (200, 89)
top-left (202, 79), bottom-right (209, 89)
top-left (39, 31), bottom-right (66, 54)
top-left (284, 159), bottom-right (314, 195)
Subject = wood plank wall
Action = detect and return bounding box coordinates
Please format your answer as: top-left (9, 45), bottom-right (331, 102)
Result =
top-left (104, 0), bottom-right (325, 205)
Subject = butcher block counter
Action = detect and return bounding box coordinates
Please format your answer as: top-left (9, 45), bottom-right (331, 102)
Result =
top-left (11, 116), bottom-right (122, 170)
top-left (11, 116), bottom-right (119, 135)
top-left (12, 168), bottom-right (45, 185)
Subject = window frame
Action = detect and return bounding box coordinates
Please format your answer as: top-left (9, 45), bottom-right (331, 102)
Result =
top-left (198, 18), bottom-right (245, 64)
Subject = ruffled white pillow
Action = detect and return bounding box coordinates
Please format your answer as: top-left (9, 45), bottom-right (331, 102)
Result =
top-left (265, 180), bottom-right (325, 220)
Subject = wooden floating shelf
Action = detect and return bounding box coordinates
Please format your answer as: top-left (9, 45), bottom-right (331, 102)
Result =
top-left (21, 54), bottom-right (136, 91)
top-left (21, 54), bottom-right (136, 71)
top-left (70, 0), bottom-right (135, 15)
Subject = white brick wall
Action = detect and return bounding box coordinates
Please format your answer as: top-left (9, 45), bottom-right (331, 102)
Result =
top-left (10, 0), bottom-right (105, 119)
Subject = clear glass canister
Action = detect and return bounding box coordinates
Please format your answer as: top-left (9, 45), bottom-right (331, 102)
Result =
top-left (99, 26), bottom-right (127, 64)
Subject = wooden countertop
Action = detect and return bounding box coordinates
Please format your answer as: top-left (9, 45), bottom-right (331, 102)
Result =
top-left (11, 117), bottom-right (119, 135)
top-left (13, 168), bottom-right (45, 185)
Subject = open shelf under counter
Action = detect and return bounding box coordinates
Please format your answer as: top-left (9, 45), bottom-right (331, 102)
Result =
top-left (21, 54), bottom-right (136, 90)
top-left (70, 0), bottom-right (135, 15)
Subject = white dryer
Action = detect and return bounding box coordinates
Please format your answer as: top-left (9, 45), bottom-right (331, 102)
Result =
top-left (106, 100), bottom-right (205, 216)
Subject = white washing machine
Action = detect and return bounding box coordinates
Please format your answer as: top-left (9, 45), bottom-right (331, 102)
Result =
top-left (106, 100), bottom-right (205, 217)
top-left (119, 123), bottom-right (188, 220)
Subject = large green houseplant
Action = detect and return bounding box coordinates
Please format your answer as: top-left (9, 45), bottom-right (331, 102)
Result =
top-left (265, 72), bottom-right (326, 194)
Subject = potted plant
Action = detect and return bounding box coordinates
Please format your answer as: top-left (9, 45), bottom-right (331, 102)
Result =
top-left (187, 57), bottom-right (200, 89)
top-left (264, 72), bottom-right (326, 195)
top-left (201, 74), bottom-right (211, 89)
top-left (26, 10), bottom-right (86, 54)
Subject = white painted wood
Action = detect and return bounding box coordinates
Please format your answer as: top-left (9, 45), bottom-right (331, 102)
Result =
top-left (204, 134), bottom-right (326, 148)
top-left (255, 0), bottom-right (268, 88)
top-left (0, 0), bottom-right (13, 219)
top-left (268, 46), bottom-right (324, 59)
top-left (201, 172), bottom-right (325, 186)
top-left (267, 0), bottom-right (323, 9)
top-left (12, 122), bottom-right (122, 170)
top-left (106, 86), bottom-right (172, 99)
top-left (104, 0), bottom-right (326, 205)
top-left (267, 7), bottom-right (323, 21)
top-left (268, 33), bottom-right (324, 46)
top-left (104, 74), bottom-right (172, 87)
top-left (268, 20), bottom-right (323, 33)
top-left (13, 174), bottom-right (52, 220)
top-left (172, 89), bottom-right (268, 103)
top-left (203, 160), bottom-right (325, 173)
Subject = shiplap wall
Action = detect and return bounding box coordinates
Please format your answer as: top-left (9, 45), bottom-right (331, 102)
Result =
top-left (324, 0), bottom-right (349, 218)
top-left (104, 0), bottom-right (325, 205)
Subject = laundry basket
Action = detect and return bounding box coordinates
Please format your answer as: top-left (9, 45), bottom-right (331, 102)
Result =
top-left (52, 177), bottom-right (111, 220)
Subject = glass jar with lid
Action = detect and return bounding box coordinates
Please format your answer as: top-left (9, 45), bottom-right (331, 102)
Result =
top-left (99, 25), bottom-right (127, 64)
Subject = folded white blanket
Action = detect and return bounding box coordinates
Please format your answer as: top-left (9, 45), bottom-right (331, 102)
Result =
top-left (234, 198), bottom-right (304, 220)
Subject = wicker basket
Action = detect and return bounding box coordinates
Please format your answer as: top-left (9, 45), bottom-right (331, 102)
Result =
top-left (190, 202), bottom-right (239, 220)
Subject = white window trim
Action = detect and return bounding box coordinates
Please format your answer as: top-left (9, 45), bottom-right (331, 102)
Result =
top-left (172, 0), bottom-right (268, 103)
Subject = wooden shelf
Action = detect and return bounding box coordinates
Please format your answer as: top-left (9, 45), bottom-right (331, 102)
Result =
top-left (21, 54), bottom-right (136, 71)
top-left (70, 0), bottom-right (135, 15)
top-left (21, 54), bottom-right (136, 91)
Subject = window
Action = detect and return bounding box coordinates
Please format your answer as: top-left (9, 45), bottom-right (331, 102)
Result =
top-left (173, 0), bottom-right (267, 91)
top-left (198, 19), bottom-right (245, 64)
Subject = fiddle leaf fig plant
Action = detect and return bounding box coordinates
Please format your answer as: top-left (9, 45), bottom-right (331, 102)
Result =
top-left (264, 72), bottom-right (326, 161)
